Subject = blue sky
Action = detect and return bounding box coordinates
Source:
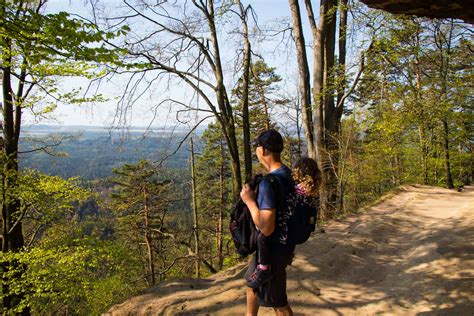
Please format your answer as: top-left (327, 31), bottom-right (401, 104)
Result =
top-left (25, 1), bottom-right (359, 129)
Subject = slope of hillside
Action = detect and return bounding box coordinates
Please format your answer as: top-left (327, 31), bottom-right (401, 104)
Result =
top-left (106, 185), bottom-right (474, 315)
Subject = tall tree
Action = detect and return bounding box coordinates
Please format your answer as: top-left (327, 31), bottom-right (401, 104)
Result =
top-left (355, 15), bottom-right (471, 188)
top-left (195, 122), bottom-right (232, 271)
top-left (236, 0), bottom-right (253, 181)
top-left (288, 0), bottom-right (365, 217)
top-left (100, 0), bottom-right (248, 200)
top-left (110, 160), bottom-right (171, 286)
top-left (190, 138), bottom-right (200, 277)
top-left (232, 60), bottom-right (289, 164)
top-left (0, 1), bottom-right (121, 311)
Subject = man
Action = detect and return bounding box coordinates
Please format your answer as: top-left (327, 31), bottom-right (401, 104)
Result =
top-left (240, 129), bottom-right (295, 316)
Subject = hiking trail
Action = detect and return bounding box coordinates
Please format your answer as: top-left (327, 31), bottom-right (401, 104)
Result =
top-left (106, 185), bottom-right (474, 315)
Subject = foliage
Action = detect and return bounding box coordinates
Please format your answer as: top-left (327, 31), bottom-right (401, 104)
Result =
top-left (0, 169), bottom-right (140, 314)
top-left (1, 2), bottom-right (472, 313)
top-left (0, 1), bottom-right (126, 113)
top-left (342, 16), bottom-right (473, 211)
top-left (1, 2), bottom-right (127, 311)
top-left (0, 236), bottom-right (138, 314)
top-left (107, 160), bottom-right (192, 284)
top-left (195, 123), bottom-right (235, 271)
top-left (232, 60), bottom-right (288, 134)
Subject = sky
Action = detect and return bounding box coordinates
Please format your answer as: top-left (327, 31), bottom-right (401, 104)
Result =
top-left (23, 0), bottom-right (359, 129)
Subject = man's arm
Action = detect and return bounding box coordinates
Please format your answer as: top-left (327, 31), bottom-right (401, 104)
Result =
top-left (240, 184), bottom-right (276, 236)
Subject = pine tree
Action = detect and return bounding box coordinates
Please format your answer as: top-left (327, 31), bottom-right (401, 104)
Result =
top-left (109, 160), bottom-right (172, 285)
top-left (195, 123), bottom-right (232, 270)
top-left (231, 60), bottom-right (290, 175)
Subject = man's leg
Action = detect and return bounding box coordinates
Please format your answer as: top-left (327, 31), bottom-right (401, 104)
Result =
top-left (244, 255), bottom-right (259, 316)
top-left (274, 305), bottom-right (293, 316)
top-left (246, 287), bottom-right (259, 316)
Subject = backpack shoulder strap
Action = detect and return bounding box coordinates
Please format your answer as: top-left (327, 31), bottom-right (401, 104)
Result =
top-left (263, 173), bottom-right (285, 210)
top-left (264, 173), bottom-right (280, 193)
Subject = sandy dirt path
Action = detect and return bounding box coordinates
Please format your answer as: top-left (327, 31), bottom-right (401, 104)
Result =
top-left (106, 185), bottom-right (474, 315)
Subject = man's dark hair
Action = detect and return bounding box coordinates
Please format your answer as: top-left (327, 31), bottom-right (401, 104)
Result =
top-left (251, 129), bottom-right (284, 153)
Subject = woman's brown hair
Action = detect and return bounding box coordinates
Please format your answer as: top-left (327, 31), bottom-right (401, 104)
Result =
top-left (292, 157), bottom-right (322, 196)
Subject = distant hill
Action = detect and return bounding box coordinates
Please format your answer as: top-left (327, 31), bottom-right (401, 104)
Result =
top-left (20, 125), bottom-right (205, 180)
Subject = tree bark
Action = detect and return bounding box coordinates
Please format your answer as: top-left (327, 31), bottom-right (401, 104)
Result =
top-left (237, 1), bottom-right (252, 181)
top-left (1, 24), bottom-right (28, 314)
top-left (204, 1), bottom-right (242, 201)
top-left (439, 22), bottom-right (455, 189)
top-left (305, 0), bottom-right (326, 163)
top-left (418, 126), bottom-right (429, 184)
top-left (414, 25), bottom-right (429, 185)
top-left (288, 0), bottom-right (314, 157)
top-left (320, 0), bottom-right (338, 218)
top-left (289, 0), bottom-right (356, 218)
top-left (190, 138), bottom-right (200, 277)
top-left (336, 0), bottom-right (348, 126)
top-left (143, 188), bottom-right (156, 285)
top-left (217, 141), bottom-right (224, 270)
top-left (442, 119), bottom-right (454, 188)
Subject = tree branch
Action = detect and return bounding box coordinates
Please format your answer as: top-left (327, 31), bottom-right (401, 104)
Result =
top-left (123, 0), bottom-right (216, 72)
top-left (8, 202), bottom-right (30, 235)
top-left (153, 115), bottom-right (213, 167)
top-left (336, 49), bottom-right (367, 109)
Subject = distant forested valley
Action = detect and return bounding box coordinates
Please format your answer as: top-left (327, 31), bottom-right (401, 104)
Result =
top-left (20, 125), bottom-right (196, 179)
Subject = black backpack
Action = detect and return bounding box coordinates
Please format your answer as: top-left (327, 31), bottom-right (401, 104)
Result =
top-left (229, 173), bottom-right (318, 256)
top-left (286, 193), bottom-right (318, 244)
top-left (229, 174), bottom-right (264, 257)
top-left (266, 174), bottom-right (318, 245)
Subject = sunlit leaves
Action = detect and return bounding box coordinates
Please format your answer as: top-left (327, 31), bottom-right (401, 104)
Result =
top-left (1, 1), bottom-right (128, 112)
top-left (0, 238), bottom-right (138, 314)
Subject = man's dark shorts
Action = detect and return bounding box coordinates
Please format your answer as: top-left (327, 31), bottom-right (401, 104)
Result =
top-left (244, 251), bottom-right (293, 308)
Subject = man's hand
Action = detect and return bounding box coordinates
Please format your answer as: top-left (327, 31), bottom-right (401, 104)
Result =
top-left (240, 184), bottom-right (256, 205)
top-left (240, 183), bottom-right (275, 236)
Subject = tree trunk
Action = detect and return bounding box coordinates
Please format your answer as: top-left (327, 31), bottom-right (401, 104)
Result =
top-left (414, 26), bottom-right (429, 185)
top-left (288, 0), bottom-right (314, 157)
top-left (458, 143), bottom-right (464, 184)
top-left (1, 30), bottom-right (29, 314)
top-left (217, 141), bottom-right (224, 270)
top-left (289, 0), bottom-right (353, 219)
top-left (261, 93), bottom-right (270, 130)
top-left (295, 95), bottom-right (303, 159)
top-left (306, 0), bottom-right (327, 165)
top-left (442, 119), bottom-right (454, 189)
top-left (438, 21), bottom-right (454, 189)
top-left (207, 1), bottom-right (242, 201)
top-left (418, 126), bottom-right (429, 184)
top-left (336, 0), bottom-right (348, 125)
top-left (321, 0), bottom-right (338, 218)
top-left (190, 138), bottom-right (200, 277)
top-left (143, 188), bottom-right (155, 285)
top-left (237, 1), bottom-right (252, 181)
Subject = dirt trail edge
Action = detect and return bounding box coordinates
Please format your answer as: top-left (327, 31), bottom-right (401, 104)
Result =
top-left (106, 185), bottom-right (474, 315)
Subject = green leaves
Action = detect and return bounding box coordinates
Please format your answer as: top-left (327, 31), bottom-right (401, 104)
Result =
top-left (1, 1), bottom-right (127, 115)
top-left (13, 169), bottom-right (89, 225)
top-left (0, 165), bottom-right (142, 313)
top-left (0, 238), bottom-right (138, 314)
